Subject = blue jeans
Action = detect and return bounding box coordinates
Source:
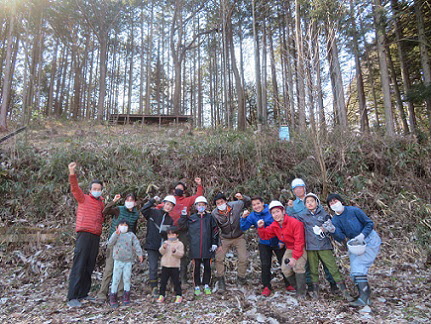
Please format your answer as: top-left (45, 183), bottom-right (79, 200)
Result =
top-left (111, 260), bottom-right (132, 293)
top-left (350, 230), bottom-right (381, 277)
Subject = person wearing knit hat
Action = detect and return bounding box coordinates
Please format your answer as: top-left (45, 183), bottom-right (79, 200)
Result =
top-left (296, 193), bottom-right (353, 301)
top-left (325, 193), bottom-right (382, 307)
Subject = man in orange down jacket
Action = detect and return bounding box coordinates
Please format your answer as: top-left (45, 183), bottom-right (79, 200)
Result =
top-left (66, 162), bottom-right (105, 307)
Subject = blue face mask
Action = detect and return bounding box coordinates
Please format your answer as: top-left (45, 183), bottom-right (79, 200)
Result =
top-left (91, 191), bottom-right (102, 198)
top-left (197, 206), bottom-right (206, 213)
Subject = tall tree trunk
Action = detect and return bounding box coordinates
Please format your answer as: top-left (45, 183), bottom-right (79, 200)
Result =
top-left (269, 29), bottom-right (280, 124)
top-left (261, 19), bottom-right (268, 123)
top-left (350, 0), bottom-right (369, 133)
top-left (252, 0), bottom-right (264, 127)
top-left (46, 40), bottom-right (59, 116)
top-left (414, 0), bottom-right (431, 135)
top-left (0, 12), bottom-right (15, 131)
top-left (374, 0), bottom-right (394, 136)
top-left (391, 0), bottom-right (417, 135)
top-left (97, 34), bottom-right (108, 120)
top-left (295, 0), bottom-right (306, 131)
top-left (127, 16), bottom-right (135, 122)
top-left (145, 2), bottom-right (154, 115)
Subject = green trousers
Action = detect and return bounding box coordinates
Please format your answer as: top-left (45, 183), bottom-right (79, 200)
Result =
top-left (307, 250), bottom-right (342, 283)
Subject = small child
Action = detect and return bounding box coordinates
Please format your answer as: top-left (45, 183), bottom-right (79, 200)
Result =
top-left (157, 226), bottom-right (185, 303)
top-left (296, 193), bottom-right (352, 301)
top-left (178, 196), bottom-right (219, 296)
top-left (108, 219), bottom-right (144, 308)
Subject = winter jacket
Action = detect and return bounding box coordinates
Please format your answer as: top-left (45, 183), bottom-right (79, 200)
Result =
top-left (108, 231), bottom-right (143, 262)
top-left (159, 239), bottom-right (184, 268)
top-left (69, 174), bottom-right (105, 236)
top-left (296, 205), bottom-right (333, 251)
top-left (212, 196), bottom-right (251, 240)
top-left (240, 204), bottom-right (279, 247)
top-left (178, 211), bottom-right (219, 259)
top-left (140, 198), bottom-right (173, 251)
top-left (285, 197), bottom-right (307, 218)
top-left (258, 215), bottom-right (305, 260)
top-left (330, 206), bottom-right (375, 242)
top-left (103, 202), bottom-right (140, 237)
top-left (156, 185), bottom-right (204, 225)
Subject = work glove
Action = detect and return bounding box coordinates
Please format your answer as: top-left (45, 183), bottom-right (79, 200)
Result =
top-left (354, 233), bottom-right (365, 244)
top-left (153, 196), bottom-right (161, 203)
top-left (210, 245), bottom-right (218, 252)
top-left (322, 219), bottom-right (336, 233)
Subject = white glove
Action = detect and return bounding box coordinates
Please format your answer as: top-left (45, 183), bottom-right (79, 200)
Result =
top-left (322, 219), bottom-right (336, 233)
top-left (153, 196), bottom-right (161, 202)
top-left (210, 245), bottom-right (218, 252)
top-left (354, 233), bottom-right (365, 244)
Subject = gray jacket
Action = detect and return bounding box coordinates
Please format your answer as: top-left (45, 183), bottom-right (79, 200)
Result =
top-left (296, 205), bottom-right (333, 251)
top-left (212, 196), bottom-right (250, 240)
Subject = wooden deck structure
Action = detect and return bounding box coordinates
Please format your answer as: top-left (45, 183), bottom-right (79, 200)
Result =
top-left (109, 114), bottom-right (192, 125)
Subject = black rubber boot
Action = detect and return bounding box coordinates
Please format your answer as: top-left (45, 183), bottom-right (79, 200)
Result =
top-left (217, 277), bottom-right (226, 292)
top-left (350, 276), bottom-right (371, 306)
top-left (330, 282), bottom-right (339, 294)
top-left (336, 282), bottom-right (354, 302)
top-left (311, 283), bottom-right (319, 299)
top-left (295, 273), bottom-right (307, 300)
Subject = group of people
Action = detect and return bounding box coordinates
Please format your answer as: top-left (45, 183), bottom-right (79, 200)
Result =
top-left (65, 162), bottom-right (381, 309)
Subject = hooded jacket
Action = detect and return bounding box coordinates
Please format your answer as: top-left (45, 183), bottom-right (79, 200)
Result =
top-left (296, 205), bottom-right (333, 251)
top-left (258, 215), bottom-right (305, 260)
top-left (178, 211), bottom-right (219, 259)
top-left (240, 204), bottom-right (280, 247)
top-left (159, 238), bottom-right (184, 268)
top-left (140, 198), bottom-right (173, 250)
top-left (211, 196), bottom-right (251, 240)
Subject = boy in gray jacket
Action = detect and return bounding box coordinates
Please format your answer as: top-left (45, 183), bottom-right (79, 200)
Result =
top-left (108, 219), bottom-right (143, 308)
top-left (296, 193), bottom-right (352, 301)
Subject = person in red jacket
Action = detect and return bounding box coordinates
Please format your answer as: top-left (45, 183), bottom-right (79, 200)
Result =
top-left (66, 162), bottom-right (105, 307)
top-left (257, 200), bottom-right (307, 299)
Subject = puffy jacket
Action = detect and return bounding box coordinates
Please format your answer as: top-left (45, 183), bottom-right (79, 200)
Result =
top-left (240, 204), bottom-right (280, 247)
top-left (258, 215), bottom-right (305, 260)
top-left (211, 197), bottom-right (250, 240)
top-left (331, 206), bottom-right (375, 242)
top-left (178, 211), bottom-right (219, 259)
top-left (69, 174), bottom-right (105, 236)
top-left (140, 199), bottom-right (173, 251)
top-left (159, 239), bottom-right (184, 268)
top-left (103, 202), bottom-right (140, 237)
top-left (156, 185), bottom-right (204, 225)
top-left (296, 205), bottom-right (333, 251)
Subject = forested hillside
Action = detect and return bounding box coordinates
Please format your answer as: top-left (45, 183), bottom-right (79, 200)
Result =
top-left (0, 122), bottom-right (430, 322)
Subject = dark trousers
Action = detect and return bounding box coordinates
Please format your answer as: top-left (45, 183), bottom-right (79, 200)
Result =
top-left (178, 231), bottom-right (190, 281)
top-left (192, 258), bottom-right (211, 286)
top-left (159, 267), bottom-right (182, 297)
top-left (147, 249), bottom-right (161, 287)
top-left (67, 232), bottom-right (100, 300)
top-left (305, 260), bottom-right (336, 285)
top-left (258, 243), bottom-right (288, 289)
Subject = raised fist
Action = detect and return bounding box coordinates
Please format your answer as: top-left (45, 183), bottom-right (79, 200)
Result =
top-left (287, 199), bottom-right (294, 207)
top-left (195, 177), bottom-right (202, 185)
top-left (242, 210), bottom-right (250, 218)
top-left (257, 219), bottom-right (264, 228)
top-left (153, 196), bottom-right (161, 203)
top-left (68, 162), bottom-right (77, 174)
top-left (235, 192), bottom-right (243, 200)
top-left (113, 194), bottom-right (121, 202)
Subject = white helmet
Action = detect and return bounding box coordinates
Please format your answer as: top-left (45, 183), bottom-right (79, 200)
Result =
top-left (268, 200), bottom-right (285, 211)
top-left (163, 195), bottom-right (176, 205)
top-left (194, 196), bottom-right (208, 205)
top-left (347, 239), bottom-right (367, 256)
top-left (291, 178), bottom-right (306, 189)
top-left (304, 193), bottom-right (320, 205)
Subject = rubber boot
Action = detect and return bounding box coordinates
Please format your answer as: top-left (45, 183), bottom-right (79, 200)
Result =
top-left (109, 293), bottom-right (119, 308)
top-left (350, 276), bottom-right (371, 307)
top-left (336, 282), bottom-right (354, 302)
top-left (123, 291), bottom-right (131, 305)
top-left (311, 283), bottom-right (319, 299)
top-left (217, 277), bottom-right (226, 292)
top-left (295, 273), bottom-right (306, 300)
top-left (330, 282), bottom-right (339, 294)
top-left (286, 274), bottom-right (296, 292)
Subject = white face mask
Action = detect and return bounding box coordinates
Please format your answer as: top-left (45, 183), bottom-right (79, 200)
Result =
top-left (217, 203), bottom-right (227, 211)
top-left (125, 201), bottom-right (135, 209)
top-left (330, 201), bottom-right (344, 214)
top-left (119, 225), bottom-right (128, 233)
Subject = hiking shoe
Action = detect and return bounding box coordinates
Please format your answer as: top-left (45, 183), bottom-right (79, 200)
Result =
top-left (261, 287), bottom-right (272, 297)
top-left (286, 285), bottom-right (296, 292)
top-left (109, 293), bottom-right (119, 308)
top-left (67, 299), bottom-right (82, 307)
top-left (174, 296), bottom-right (183, 303)
top-left (194, 287), bottom-right (201, 296)
top-left (123, 291), bottom-right (131, 305)
top-left (152, 287), bottom-right (159, 298)
top-left (156, 295), bottom-right (165, 303)
top-left (204, 287), bottom-right (212, 295)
